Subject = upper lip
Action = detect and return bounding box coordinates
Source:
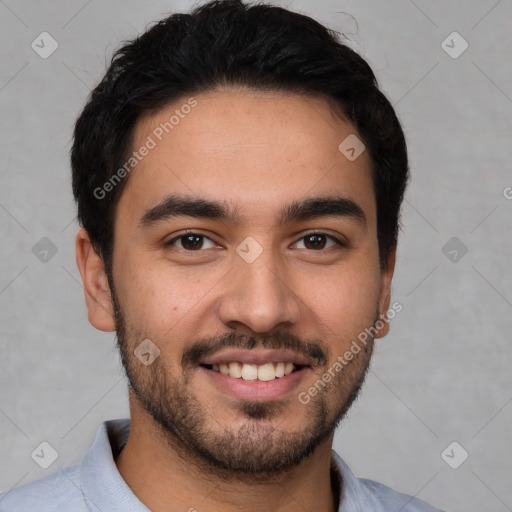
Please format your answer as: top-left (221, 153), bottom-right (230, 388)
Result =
top-left (200, 349), bottom-right (314, 367)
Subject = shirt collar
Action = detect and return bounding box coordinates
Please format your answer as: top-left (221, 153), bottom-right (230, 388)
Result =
top-left (80, 419), bottom-right (149, 512)
top-left (330, 450), bottom-right (365, 512)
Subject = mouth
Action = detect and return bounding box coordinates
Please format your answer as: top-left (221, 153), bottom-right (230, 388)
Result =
top-left (197, 349), bottom-right (313, 401)
top-left (200, 362), bottom-right (305, 381)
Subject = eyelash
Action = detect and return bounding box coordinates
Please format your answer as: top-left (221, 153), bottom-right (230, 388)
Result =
top-left (165, 231), bottom-right (346, 251)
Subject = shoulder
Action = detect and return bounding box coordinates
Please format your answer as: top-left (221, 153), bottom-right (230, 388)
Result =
top-left (357, 477), bottom-right (444, 511)
top-left (331, 450), bottom-right (444, 512)
top-left (0, 465), bottom-right (88, 512)
top-left (0, 419), bottom-right (132, 512)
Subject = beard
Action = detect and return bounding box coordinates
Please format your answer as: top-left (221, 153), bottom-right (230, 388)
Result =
top-left (111, 283), bottom-right (376, 481)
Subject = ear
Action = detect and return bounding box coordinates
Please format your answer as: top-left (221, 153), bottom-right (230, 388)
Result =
top-left (75, 228), bottom-right (116, 332)
top-left (374, 245), bottom-right (397, 339)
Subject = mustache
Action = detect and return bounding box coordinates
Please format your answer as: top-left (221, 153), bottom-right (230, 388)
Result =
top-left (181, 331), bottom-right (329, 369)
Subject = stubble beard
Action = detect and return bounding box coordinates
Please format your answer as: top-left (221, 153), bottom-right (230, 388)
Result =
top-left (111, 284), bottom-right (375, 481)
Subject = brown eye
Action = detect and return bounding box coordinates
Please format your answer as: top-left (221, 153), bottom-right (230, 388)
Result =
top-left (167, 233), bottom-right (216, 251)
top-left (180, 235), bottom-right (204, 250)
top-left (294, 233), bottom-right (342, 251)
top-left (304, 234), bottom-right (327, 249)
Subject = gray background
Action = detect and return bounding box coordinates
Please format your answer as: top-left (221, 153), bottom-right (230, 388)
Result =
top-left (1, 1), bottom-right (511, 510)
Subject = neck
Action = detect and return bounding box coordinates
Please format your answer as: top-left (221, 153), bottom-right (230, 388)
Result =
top-left (115, 408), bottom-right (340, 512)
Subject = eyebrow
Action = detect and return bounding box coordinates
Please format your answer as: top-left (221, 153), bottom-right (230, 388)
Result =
top-left (139, 193), bottom-right (367, 229)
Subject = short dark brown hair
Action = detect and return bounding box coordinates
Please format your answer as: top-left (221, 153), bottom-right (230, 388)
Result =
top-left (71, 0), bottom-right (409, 275)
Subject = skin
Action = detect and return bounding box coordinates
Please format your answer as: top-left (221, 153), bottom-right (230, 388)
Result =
top-left (76, 89), bottom-right (396, 512)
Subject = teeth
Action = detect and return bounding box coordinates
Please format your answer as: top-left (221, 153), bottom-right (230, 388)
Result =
top-left (228, 361), bottom-right (242, 378)
top-left (241, 364), bottom-right (258, 381)
top-left (208, 361), bottom-right (299, 381)
top-left (258, 363), bottom-right (276, 381)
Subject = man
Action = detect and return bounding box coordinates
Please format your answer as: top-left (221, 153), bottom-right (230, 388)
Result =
top-left (0, 1), bottom-right (444, 510)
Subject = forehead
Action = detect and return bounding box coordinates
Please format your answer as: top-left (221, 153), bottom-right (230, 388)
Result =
top-left (117, 90), bottom-right (375, 229)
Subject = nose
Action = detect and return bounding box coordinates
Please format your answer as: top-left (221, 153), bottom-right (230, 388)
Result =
top-left (217, 249), bottom-right (301, 334)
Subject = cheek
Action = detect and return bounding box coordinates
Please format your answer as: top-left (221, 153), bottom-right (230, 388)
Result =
top-left (113, 254), bottom-right (221, 342)
top-left (298, 259), bottom-right (381, 347)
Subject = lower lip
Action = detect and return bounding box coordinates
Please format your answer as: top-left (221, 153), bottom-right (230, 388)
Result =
top-left (197, 365), bottom-right (310, 401)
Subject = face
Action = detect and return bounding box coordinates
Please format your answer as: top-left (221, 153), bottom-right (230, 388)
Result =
top-left (92, 90), bottom-right (394, 477)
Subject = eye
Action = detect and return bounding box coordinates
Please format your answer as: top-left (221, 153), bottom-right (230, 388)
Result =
top-left (166, 232), bottom-right (218, 251)
top-left (292, 232), bottom-right (344, 251)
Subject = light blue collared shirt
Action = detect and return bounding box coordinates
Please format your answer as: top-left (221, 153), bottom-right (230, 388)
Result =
top-left (0, 419), bottom-right (443, 511)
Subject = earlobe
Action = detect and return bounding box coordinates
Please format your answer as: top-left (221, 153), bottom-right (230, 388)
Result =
top-left (75, 228), bottom-right (116, 332)
top-left (374, 246), bottom-right (397, 339)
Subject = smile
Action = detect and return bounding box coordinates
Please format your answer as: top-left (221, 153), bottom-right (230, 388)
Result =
top-left (200, 362), bottom-right (303, 381)
top-left (197, 348), bottom-right (314, 400)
